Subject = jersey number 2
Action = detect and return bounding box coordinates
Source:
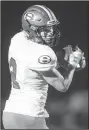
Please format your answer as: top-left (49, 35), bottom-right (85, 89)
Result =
top-left (10, 57), bottom-right (20, 89)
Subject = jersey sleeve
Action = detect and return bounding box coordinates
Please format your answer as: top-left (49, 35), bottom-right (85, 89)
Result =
top-left (27, 45), bottom-right (57, 71)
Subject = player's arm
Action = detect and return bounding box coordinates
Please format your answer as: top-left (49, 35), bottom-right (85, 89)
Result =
top-left (39, 47), bottom-right (86, 92)
top-left (39, 66), bottom-right (75, 92)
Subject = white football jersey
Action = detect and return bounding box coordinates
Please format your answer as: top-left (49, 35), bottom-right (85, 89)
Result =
top-left (4, 31), bottom-right (57, 117)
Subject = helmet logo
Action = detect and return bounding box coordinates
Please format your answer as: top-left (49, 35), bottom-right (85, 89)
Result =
top-left (24, 12), bottom-right (34, 21)
top-left (38, 55), bottom-right (51, 64)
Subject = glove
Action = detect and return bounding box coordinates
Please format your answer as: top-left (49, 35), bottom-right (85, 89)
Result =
top-left (56, 45), bottom-right (86, 71)
top-left (75, 53), bottom-right (86, 71)
top-left (68, 46), bottom-right (83, 67)
top-left (68, 46), bottom-right (86, 70)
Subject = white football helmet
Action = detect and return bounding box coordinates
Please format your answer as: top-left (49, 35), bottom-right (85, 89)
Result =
top-left (22, 5), bottom-right (60, 47)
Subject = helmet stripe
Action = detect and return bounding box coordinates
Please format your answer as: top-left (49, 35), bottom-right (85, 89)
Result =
top-left (46, 7), bottom-right (57, 22)
top-left (34, 5), bottom-right (54, 21)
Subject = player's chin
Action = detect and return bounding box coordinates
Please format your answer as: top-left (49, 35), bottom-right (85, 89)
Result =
top-left (45, 38), bottom-right (54, 45)
top-left (45, 40), bottom-right (52, 44)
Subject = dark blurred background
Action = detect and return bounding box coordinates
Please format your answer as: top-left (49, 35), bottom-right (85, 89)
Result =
top-left (1, 1), bottom-right (88, 129)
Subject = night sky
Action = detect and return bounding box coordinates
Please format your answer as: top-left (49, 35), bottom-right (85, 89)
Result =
top-left (1, 1), bottom-right (88, 99)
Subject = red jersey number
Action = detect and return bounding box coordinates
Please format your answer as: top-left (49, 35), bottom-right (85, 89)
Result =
top-left (10, 57), bottom-right (20, 89)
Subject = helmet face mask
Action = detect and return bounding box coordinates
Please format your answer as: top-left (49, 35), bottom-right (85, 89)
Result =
top-left (37, 25), bottom-right (60, 46)
top-left (22, 5), bottom-right (60, 47)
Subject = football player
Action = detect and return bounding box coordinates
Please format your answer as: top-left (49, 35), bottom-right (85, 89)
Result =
top-left (2, 5), bottom-right (86, 129)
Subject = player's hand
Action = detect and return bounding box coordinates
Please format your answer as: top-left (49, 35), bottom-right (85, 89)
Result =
top-left (68, 46), bottom-right (86, 69)
top-left (69, 53), bottom-right (81, 68)
top-left (76, 54), bottom-right (86, 70)
top-left (56, 45), bottom-right (86, 71)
